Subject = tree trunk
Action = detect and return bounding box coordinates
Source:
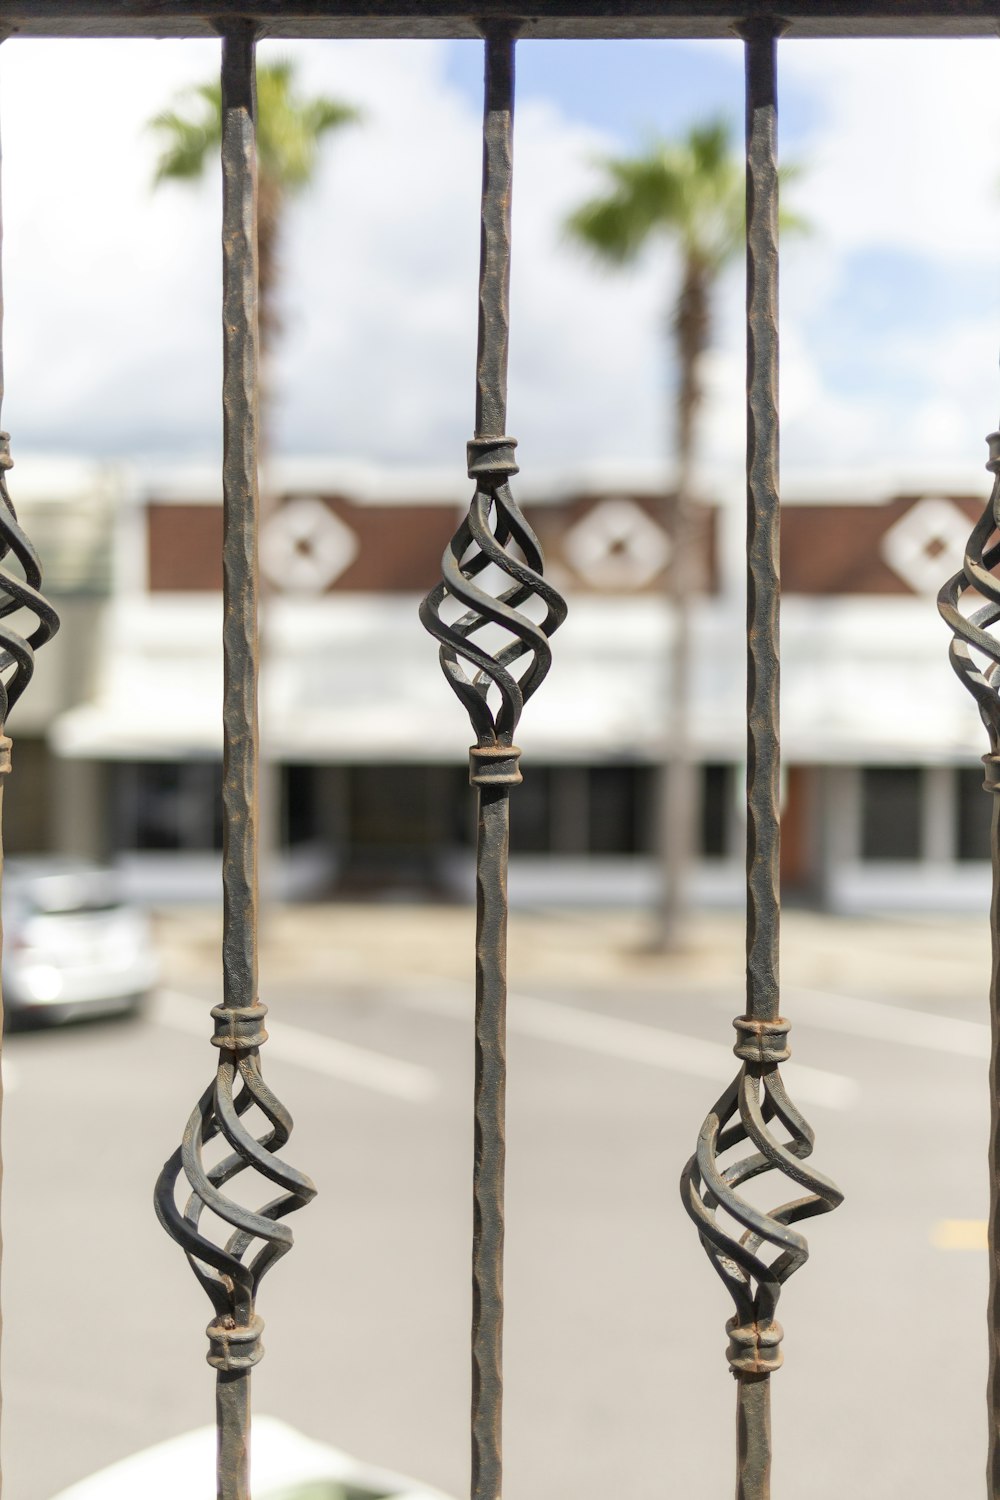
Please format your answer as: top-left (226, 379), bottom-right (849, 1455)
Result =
top-left (256, 175), bottom-right (282, 392)
top-left (655, 257), bottom-right (710, 950)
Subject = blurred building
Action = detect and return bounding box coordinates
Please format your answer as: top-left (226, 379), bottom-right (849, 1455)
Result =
top-left (3, 458), bottom-right (120, 869)
top-left (10, 455), bottom-right (991, 911)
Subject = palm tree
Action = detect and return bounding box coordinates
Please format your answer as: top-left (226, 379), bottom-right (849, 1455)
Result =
top-left (566, 118), bottom-right (803, 949)
top-left (150, 58), bottom-right (360, 387)
top-left (150, 59), bottom-right (360, 884)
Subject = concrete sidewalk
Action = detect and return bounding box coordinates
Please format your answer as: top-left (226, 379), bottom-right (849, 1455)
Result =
top-left (153, 899), bottom-right (993, 1007)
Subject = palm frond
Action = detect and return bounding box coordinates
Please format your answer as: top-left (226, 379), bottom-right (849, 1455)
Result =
top-left (148, 87), bottom-right (222, 185)
top-left (148, 60), bottom-right (359, 197)
top-left (566, 117), bottom-right (808, 276)
top-left (307, 99), bottom-right (363, 135)
top-left (565, 187), bottom-right (656, 264)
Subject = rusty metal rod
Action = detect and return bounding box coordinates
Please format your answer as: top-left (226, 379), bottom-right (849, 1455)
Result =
top-left (736, 1372), bottom-right (772, 1500)
top-left (475, 28), bottom-right (514, 442)
top-left (420, 27), bottom-right (563, 1500)
top-left (937, 397), bottom-right (1000, 1500)
top-left (221, 20), bottom-right (260, 1020)
top-left (471, 777), bottom-right (508, 1500)
top-left (0, 89), bottom-right (8, 1500)
top-left (739, 20), bottom-right (781, 1496)
top-left (743, 17), bottom-right (781, 1034)
top-left (219, 23), bottom-right (259, 1500)
top-left (0, 749), bottom-right (6, 1500)
top-left (0, 63), bottom-right (59, 1500)
top-left (216, 1367), bottom-right (252, 1500)
top-left (469, 38), bottom-right (516, 1496)
top-left (468, 37), bottom-right (514, 1498)
top-left (990, 789), bottom-right (1000, 1497)
top-left (154, 17), bottom-right (311, 1482)
top-left (154, 23), bottom-right (310, 1477)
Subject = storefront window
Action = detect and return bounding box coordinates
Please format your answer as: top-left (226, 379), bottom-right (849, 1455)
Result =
top-left (957, 766), bottom-right (992, 861)
top-left (701, 764), bottom-right (732, 858)
top-left (861, 767), bottom-right (922, 861)
top-left (115, 761), bottom-right (223, 851)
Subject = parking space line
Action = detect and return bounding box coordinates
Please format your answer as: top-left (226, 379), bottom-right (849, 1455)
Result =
top-left (153, 990), bottom-right (439, 1104)
top-left (402, 984), bottom-right (858, 1112)
top-left (932, 1220), bottom-right (987, 1250)
top-left (785, 987), bottom-right (990, 1059)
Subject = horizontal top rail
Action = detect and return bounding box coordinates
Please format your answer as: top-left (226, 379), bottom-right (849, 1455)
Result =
top-left (2, 1), bottom-right (1000, 38)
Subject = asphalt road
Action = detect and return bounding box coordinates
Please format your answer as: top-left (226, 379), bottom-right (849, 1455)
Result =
top-left (0, 908), bottom-right (992, 1500)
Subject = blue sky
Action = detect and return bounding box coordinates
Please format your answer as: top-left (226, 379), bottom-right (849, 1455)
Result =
top-left (2, 34), bottom-right (1000, 495)
top-left (444, 36), bottom-right (822, 142)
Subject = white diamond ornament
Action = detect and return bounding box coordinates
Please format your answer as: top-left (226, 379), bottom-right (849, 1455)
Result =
top-left (261, 497), bottom-right (359, 594)
top-left (564, 496), bottom-right (671, 590)
top-left (881, 496), bottom-right (969, 596)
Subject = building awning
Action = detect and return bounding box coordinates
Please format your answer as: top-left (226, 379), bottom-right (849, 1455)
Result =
top-left (50, 593), bottom-right (985, 767)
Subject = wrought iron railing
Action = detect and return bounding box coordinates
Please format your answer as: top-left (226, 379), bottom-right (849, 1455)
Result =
top-left (152, 28), bottom-right (317, 1500)
top-left (2, 5), bottom-right (1000, 1500)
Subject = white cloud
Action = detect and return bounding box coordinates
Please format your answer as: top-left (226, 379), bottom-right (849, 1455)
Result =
top-left (1, 34), bottom-right (999, 490)
top-left (2, 38), bottom-right (222, 450)
top-left (783, 38), bottom-right (1000, 261)
top-left (0, 36), bottom-right (666, 476)
top-left (251, 42), bottom-right (669, 470)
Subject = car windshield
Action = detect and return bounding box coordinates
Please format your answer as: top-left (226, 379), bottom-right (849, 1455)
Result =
top-left (19, 875), bottom-right (122, 916)
top-left (266, 1486), bottom-right (394, 1500)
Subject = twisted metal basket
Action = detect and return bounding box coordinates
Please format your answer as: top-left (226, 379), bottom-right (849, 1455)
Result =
top-left (420, 438), bottom-right (566, 749)
top-left (154, 1003), bottom-right (316, 1369)
top-left (939, 428), bottom-right (1000, 753)
top-left (0, 433), bottom-right (58, 723)
top-left (681, 1018), bottom-right (843, 1374)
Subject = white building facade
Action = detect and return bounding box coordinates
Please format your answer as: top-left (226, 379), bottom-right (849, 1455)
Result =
top-left (12, 454), bottom-right (992, 912)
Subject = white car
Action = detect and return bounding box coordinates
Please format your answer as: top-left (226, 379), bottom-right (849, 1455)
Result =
top-left (49, 1416), bottom-right (457, 1500)
top-left (3, 859), bottom-right (158, 1025)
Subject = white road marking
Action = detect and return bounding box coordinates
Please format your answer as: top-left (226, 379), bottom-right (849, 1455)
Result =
top-left (152, 990), bottom-right (438, 1105)
top-left (784, 986), bottom-right (990, 1059)
top-left (403, 984), bottom-right (858, 1112)
top-left (932, 1219), bottom-right (987, 1250)
top-left (2, 1059), bottom-right (16, 1094)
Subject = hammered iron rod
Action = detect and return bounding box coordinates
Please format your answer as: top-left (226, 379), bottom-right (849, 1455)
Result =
top-left (991, 792), bottom-right (1000, 1497)
top-left (154, 28), bottom-right (315, 1500)
top-left (743, 21), bottom-right (782, 1037)
top-left (420, 27), bottom-right (566, 1498)
top-left (218, 28), bottom-right (263, 1487)
top-left (739, 27), bottom-right (784, 1484)
top-left (938, 416), bottom-right (1000, 1495)
top-left (0, 56), bottom-right (59, 1498)
top-left (681, 25), bottom-right (842, 1500)
top-left (470, 40), bottom-right (514, 1497)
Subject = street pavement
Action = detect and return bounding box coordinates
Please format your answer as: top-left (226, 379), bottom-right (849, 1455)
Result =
top-left (0, 902), bottom-right (994, 1499)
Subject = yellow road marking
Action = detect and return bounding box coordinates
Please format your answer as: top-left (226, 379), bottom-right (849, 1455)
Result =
top-left (932, 1220), bottom-right (988, 1250)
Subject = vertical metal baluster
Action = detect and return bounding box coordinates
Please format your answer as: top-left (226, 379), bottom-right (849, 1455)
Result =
top-left (217, 29), bottom-right (262, 1489)
top-left (219, 26), bottom-right (258, 1063)
top-left (939, 414), bottom-right (1000, 1498)
top-left (469, 37), bottom-right (515, 1497)
top-left (0, 52), bottom-right (59, 1499)
top-left (681, 23), bottom-right (841, 1500)
top-left (471, 757), bottom-right (509, 1500)
top-left (0, 80), bottom-right (8, 1500)
top-left (420, 27), bottom-right (566, 1500)
top-left (155, 26), bottom-right (315, 1500)
top-left (743, 25), bottom-right (782, 1071)
top-left (991, 791), bottom-right (1000, 1499)
top-left (737, 28), bottom-right (784, 1484)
